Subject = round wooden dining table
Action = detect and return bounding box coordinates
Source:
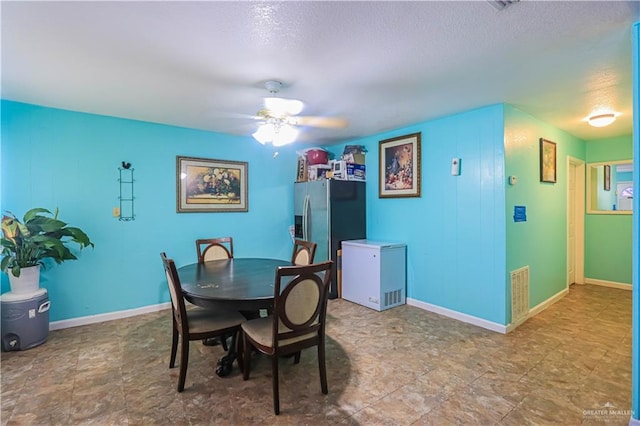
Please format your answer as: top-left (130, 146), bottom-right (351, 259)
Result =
top-left (178, 257), bottom-right (293, 310)
top-left (177, 257), bottom-right (293, 376)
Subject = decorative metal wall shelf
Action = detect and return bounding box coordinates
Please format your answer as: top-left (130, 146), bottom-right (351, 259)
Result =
top-left (118, 166), bottom-right (135, 221)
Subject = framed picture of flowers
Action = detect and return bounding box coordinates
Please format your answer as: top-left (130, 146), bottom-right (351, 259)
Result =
top-left (176, 156), bottom-right (248, 212)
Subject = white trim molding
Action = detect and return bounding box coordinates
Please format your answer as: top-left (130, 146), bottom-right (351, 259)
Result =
top-left (408, 287), bottom-right (570, 335)
top-left (584, 278), bottom-right (633, 290)
top-left (406, 298), bottom-right (508, 334)
top-left (49, 302), bottom-right (171, 331)
top-left (505, 288), bottom-right (569, 333)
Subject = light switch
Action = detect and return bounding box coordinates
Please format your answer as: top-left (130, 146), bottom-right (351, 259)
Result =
top-left (113, 207), bottom-right (120, 217)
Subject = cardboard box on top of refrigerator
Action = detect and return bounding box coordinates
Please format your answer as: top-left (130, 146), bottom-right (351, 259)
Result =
top-left (331, 161), bottom-right (365, 181)
top-left (308, 164), bottom-right (331, 181)
top-left (296, 156), bottom-right (308, 182)
top-left (342, 153), bottom-right (366, 165)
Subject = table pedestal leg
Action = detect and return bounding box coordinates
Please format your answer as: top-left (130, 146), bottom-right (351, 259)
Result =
top-left (215, 332), bottom-right (237, 377)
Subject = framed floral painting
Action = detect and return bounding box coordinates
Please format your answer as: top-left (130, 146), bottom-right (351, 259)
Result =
top-left (176, 156), bottom-right (248, 212)
top-left (539, 138), bottom-right (556, 183)
top-left (379, 132), bottom-right (421, 198)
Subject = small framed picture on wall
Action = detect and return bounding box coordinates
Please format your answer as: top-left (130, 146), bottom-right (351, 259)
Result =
top-left (539, 138), bottom-right (557, 183)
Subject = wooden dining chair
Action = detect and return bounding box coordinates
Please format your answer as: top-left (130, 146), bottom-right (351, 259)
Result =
top-left (241, 260), bottom-right (334, 415)
top-left (160, 252), bottom-right (245, 392)
top-left (291, 239), bottom-right (317, 265)
top-left (196, 237), bottom-right (234, 263)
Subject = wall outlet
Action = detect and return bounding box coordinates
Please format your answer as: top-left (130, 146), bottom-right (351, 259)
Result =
top-left (112, 207), bottom-right (120, 217)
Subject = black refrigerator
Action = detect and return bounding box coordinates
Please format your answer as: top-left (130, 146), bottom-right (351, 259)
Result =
top-left (294, 180), bottom-right (366, 298)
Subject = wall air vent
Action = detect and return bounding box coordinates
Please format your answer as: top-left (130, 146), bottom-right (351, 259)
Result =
top-left (487, 0), bottom-right (520, 11)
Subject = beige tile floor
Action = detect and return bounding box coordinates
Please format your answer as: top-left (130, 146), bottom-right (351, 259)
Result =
top-left (1, 284), bottom-right (633, 425)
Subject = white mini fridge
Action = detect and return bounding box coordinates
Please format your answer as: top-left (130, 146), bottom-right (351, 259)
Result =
top-left (341, 239), bottom-right (406, 311)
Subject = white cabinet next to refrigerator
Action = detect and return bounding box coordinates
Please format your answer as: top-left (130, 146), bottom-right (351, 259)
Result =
top-left (341, 239), bottom-right (406, 311)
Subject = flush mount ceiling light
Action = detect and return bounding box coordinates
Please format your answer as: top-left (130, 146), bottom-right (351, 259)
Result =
top-left (587, 113), bottom-right (617, 128)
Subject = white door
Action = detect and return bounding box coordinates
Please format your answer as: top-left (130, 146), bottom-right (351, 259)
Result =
top-left (568, 162), bottom-right (576, 285)
top-left (567, 157), bottom-right (585, 286)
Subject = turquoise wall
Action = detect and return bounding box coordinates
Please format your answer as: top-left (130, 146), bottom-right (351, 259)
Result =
top-left (630, 20), bottom-right (639, 423)
top-left (584, 136), bottom-right (633, 285)
top-left (1, 98), bottom-right (632, 334)
top-left (330, 105), bottom-right (508, 325)
top-left (1, 101), bottom-right (298, 321)
top-left (504, 105), bottom-right (585, 318)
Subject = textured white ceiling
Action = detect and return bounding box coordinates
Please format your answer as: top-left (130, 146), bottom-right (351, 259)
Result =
top-left (1, 1), bottom-right (638, 145)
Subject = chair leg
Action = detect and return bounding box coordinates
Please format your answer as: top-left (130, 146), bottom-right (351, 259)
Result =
top-left (272, 355), bottom-right (280, 415)
top-left (235, 330), bottom-right (243, 371)
top-left (242, 331), bottom-right (251, 381)
top-left (318, 342), bottom-right (328, 395)
top-left (169, 321), bottom-right (178, 368)
top-left (293, 351), bottom-right (301, 364)
top-left (177, 337), bottom-right (189, 392)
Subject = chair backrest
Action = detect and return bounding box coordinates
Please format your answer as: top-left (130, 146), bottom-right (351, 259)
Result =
top-left (160, 252), bottom-right (188, 334)
top-left (291, 239), bottom-right (317, 265)
top-left (196, 237), bottom-right (234, 263)
top-left (271, 261), bottom-right (333, 350)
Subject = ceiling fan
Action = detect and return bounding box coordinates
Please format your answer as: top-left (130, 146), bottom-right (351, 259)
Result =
top-left (252, 80), bottom-right (348, 147)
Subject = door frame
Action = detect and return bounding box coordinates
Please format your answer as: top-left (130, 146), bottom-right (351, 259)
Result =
top-left (567, 156), bottom-right (585, 286)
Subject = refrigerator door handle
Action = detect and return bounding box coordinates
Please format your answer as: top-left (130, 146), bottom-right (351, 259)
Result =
top-left (303, 194), bottom-right (310, 240)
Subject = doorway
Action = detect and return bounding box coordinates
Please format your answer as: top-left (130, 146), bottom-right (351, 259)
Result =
top-left (567, 157), bottom-right (585, 286)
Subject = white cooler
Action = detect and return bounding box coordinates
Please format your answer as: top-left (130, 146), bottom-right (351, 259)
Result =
top-left (1, 288), bottom-right (50, 351)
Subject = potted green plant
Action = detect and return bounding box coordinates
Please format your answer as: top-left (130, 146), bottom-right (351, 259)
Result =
top-left (1, 208), bottom-right (94, 294)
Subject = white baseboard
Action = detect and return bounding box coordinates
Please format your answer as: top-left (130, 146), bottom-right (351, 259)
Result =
top-left (406, 298), bottom-right (508, 334)
top-left (502, 287), bottom-right (570, 333)
top-left (584, 278), bottom-right (632, 290)
top-left (49, 302), bottom-right (171, 331)
top-left (529, 287), bottom-right (569, 317)
top-left (407, 287), bottom-right (570, 335)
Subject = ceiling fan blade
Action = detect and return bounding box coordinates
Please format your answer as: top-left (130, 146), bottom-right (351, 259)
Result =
top-left (295, 116), bottom-right (348, 129)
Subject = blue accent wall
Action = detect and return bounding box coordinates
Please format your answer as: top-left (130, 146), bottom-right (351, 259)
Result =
top-left (330, 105), bottom-right (507, 325)
top-left (631, 20), bottom-right (639, 423)
top-left (1, 101), bottom-right (298, 321)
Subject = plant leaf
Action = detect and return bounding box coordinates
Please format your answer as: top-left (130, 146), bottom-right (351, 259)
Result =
top-left (23, 208), bottom-right (52, 222)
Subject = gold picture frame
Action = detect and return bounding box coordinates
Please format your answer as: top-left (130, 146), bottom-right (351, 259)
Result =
top-left (176, 156), bottom-right (248, 212)
top-left (539, 138), bottom-right (557, 183)
top-left (379, 132), bottom-right (422, 198)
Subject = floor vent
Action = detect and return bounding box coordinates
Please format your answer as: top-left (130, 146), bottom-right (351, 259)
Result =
top-left (383, 289), bottom-right (403, 309)
top-left (511, 266), bottom-right (530, 323)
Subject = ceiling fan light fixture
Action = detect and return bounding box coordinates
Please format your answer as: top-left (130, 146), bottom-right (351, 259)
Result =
top-left (264, 97), bottom-right (304, 116)
top-left (252, 121), bottom-right (298, 146)
top-left (252, 123), bottom-right (274, 144)
top-left (588, 113), bottom-right (617, 128)
top-left (272, 124), bottom-right (298, 147)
